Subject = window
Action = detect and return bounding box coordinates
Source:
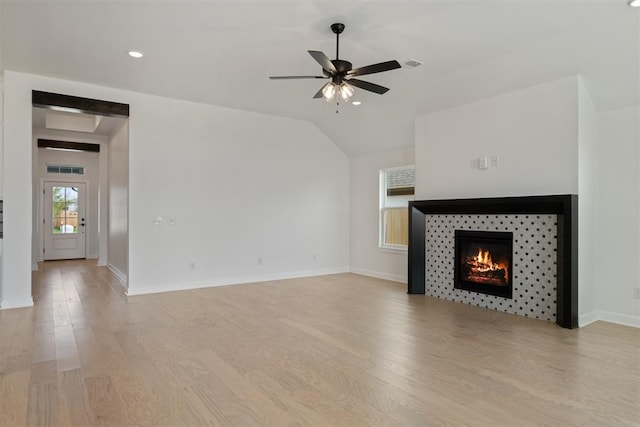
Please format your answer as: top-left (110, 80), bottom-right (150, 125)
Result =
top-left (380, 166), bottom-right (415, 249)
top-left (47, 164), bottom-right (84, 175)
top-left (51, 186), bottom-right (79, 234)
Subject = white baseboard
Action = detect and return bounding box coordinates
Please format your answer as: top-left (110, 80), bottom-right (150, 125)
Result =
top-left (597, 311), bottom-right (640, 328)
top-left (579, 311), bottom-right (639, 328)
top-left (107, 264), bottom-right (128, 287)
top-left (1, 297), bottom-right (34, 309)
top-left (31, 263), bottom-right (39, 271)
top-left (349, 267), bottom-right (407, 283)
top-left (125, 266), bottom-right (349, 296)
top-left (578, 311), bottom-right (599, 327)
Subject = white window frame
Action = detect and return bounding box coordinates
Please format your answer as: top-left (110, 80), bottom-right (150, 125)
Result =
top-left (379, 165), bottom-right (415, 251)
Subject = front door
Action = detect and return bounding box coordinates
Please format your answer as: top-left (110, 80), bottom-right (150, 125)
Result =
top-left (43, 182), bottom-right (86, 260)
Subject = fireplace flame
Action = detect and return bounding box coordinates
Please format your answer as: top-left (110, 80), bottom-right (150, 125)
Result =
top-left (469, 248), bottom-right (509, 284)
top-left (475, 248), bottom-right (491, 266)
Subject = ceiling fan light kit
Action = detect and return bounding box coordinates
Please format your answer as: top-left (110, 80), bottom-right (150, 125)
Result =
top-left (322, 81), bottom-right (355, 103)
top-left (270, 23), bottom-right (401, 105)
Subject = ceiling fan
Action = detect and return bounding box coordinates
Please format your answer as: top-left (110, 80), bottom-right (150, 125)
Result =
top-left (269, 23), bottom-right (401, 102)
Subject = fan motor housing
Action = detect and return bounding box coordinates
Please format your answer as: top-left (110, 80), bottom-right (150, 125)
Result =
top-left (323, 59), bottom-right (352, 77)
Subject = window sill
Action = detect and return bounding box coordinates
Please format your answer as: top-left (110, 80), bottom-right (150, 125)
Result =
top-left (379, 245), bottom-right (408, 254)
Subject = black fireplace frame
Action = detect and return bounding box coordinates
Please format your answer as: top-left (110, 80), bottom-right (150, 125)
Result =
top-left (408, 195), bottom-right (578, 329)
top-left (454, 230), bottom-right (513, 299)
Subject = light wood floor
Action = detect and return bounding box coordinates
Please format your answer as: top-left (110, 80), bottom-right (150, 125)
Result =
top-left (1, 260), bottom-right (638, 426)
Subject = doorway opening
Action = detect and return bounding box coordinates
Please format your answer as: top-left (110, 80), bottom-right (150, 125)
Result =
top-left (31, 91), bottom-right (130, 290)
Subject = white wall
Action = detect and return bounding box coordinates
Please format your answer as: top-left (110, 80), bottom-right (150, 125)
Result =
top-left (2, 71), bottom-right (33, 308)
top-left (414, 76), bottom-right (640, 327)
top-left (350, 147), bottom-right (414, 282)
top-left (97, 129), bottom-right (110, 267)
top-left (0, 76), bottom-right (4, 302)
top-left (596, 105), bottom-right (640, 326)
top-left (107, 121), bottom-right (128, 283)
top-left (2, 70), bottom-right (349, 304)
top-left (127, 94), bottom-right (349, 294)
top-left (33, 133), bottom-right (103, 264)
top-left (0, 76), bottom-right (4, 198)
top-left (415, 77), bottom-right (579, 200)
top-left (577, 78), bottom-right (599, 324)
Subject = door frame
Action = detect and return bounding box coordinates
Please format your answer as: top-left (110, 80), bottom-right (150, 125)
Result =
top-left (39, 178), bottom-right (91, 262)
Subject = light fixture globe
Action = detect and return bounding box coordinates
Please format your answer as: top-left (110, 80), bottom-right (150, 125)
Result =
top-left (339, 82), bottom-right (355, 102)
top-left (628, 0), bottom-right (640, 6)
top-left (322, 82), bottom-right (337, 101)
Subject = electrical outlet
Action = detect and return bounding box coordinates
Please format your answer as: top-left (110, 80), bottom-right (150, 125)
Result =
top-left (633, 288), bottom-right (640, 300)
top-left (491, 155), bottom-right (499, 167)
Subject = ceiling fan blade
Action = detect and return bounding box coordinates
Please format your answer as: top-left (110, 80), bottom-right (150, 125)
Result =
top-left (313, 82), bottom-right (331, 99)
top-left (308, 50), bottom-right (337, 74)
top-left (269, 75), bottom-right (328, 79)
top-left (347, 60), bottom-right (401, 77)
top-left (347, 78), bottom-right (390, 95)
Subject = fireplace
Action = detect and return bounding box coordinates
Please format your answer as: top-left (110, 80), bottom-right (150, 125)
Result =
top-left (454, 230), bottom-right (513, 298)
top-left (408, 195), bottom-right (578, 329)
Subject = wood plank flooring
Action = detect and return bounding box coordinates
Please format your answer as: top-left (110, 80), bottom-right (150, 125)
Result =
top-left (1, 259), bottom-right (638, 426)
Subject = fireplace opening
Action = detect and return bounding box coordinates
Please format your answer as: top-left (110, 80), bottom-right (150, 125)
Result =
top-left (454, 230), bottom-right (513, 299)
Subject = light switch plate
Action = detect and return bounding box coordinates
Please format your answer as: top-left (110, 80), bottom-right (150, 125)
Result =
top-left (478, 157), bottom-right (489, 170)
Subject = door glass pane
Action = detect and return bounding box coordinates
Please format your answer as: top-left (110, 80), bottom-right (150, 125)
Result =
top-left (52, 186), bottom-right (79, 234)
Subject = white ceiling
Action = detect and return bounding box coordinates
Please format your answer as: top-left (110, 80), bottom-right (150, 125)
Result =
top-left (3, 1), bottom-right (639, 156)
top-left (32, 108), bottom-right (127, 138)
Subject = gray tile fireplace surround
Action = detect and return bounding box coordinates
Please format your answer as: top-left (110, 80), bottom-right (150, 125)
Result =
top-left (408, 195), bottom-right (578, 329)
top-left (426, 214), bottom-right (557, 321)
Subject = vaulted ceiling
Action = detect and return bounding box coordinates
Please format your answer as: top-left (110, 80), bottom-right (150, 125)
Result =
top-left (2, 1), bottom-right (638, 156)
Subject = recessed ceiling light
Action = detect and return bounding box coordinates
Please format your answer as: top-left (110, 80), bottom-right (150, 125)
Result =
top-left (352, 101), bottom-right (361, 106)
top-left (628, 0), bottom-right (640, 6)
top-left (128, 50), bottom-right (144, 58)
